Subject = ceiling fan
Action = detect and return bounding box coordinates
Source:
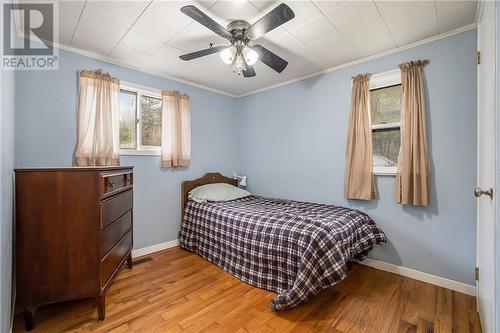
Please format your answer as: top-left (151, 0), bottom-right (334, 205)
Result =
top-left (179, 3), bottom-right (295, 77)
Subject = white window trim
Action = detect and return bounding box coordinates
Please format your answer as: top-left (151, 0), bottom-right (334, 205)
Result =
top-left (370, 69), bottom-right (401, 176)
top-left (119, 82), bottom-right (162, 156)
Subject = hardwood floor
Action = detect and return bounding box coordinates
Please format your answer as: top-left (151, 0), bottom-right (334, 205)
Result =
top-left (13, 247), bottom-right (481, 333)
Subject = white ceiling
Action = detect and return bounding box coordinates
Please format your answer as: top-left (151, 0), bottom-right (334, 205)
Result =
top-left (24, 0), bottom-right (478, 96)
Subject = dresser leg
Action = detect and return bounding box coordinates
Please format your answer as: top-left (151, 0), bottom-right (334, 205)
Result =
top-left (24, 306), bottom-right (36, 331)
top-left (126, 253), bottom-right (133, 269)
top-left (96, 295), bottom-right (105, 321)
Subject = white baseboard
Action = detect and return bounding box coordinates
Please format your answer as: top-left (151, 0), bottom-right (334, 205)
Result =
top-left (359, 258), bottom-right (476, 296)
top-left (131, 240), bottom-right (476, 297)
top-left (132, 239), bottom-right (179, 258)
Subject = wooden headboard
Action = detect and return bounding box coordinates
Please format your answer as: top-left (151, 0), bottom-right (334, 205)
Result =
top-left (181, 172), bottom-right (238, 217)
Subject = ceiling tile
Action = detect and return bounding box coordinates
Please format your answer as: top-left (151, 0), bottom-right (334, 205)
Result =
top-left (295, 33), bottom-right (361, 69)
top-left (312, 0), bottom-right (349, 14)
top-left (178, 54), bottom-right (219, 73)
top-left (289, 15), bottom-right (339, 46)
top-left (131, 2), bottom-right (190, 43)
top-left (279, 53), bottom-right (323, 80)
top-left (131, 0), bottom-right (216, 44)
top-left (260, 31), bottom-right (305, 52)
top-left (256, 38), bottom-right (322, 76)
top-left (109, 44), bottom-right (161, 71)
top-left (18, 0), bottom-right (86, 46)
top-left (178, 61), bottom-right (243, 94)
top-left (109, 44), bottom-right (207, 81)
top-left (120, 30), bottom-right (164, 54)
top-left (201, 60), bottom-right (285, 96)
top-left (250, 0), bottom-right (323, 30)
top-left (258, 25), bottom-right (287, 40)
top-left (436, 0), bottom-right (477, 33)
top-left (161, 43), bottom-right (222, 73)
top-left (57, 1), bottom-right (86, 46)
top-left (154, 43), bottom-right (184, 61)
top-left (325, 1), bottom-right (396, 56)
top-left (248, 1), bottom-right (279, 13)
top-left (70, 1), bottom-right (151, 55)
top-left (169, 22), bottom-right (228, 53)
top-left (375, 1), bottom-right (438, 46)
top-left (325, 1), bottom-right (385, 34)
top-left (208, 0), bottom-right (263, 26)
top-left (109, 44), bottom-right (145, 63)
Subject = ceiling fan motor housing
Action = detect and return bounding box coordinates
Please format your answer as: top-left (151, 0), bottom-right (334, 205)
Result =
top-left (227, 20), bottom-right (251, 42)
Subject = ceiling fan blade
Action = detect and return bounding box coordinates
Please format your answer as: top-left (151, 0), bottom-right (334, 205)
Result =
top-left (180, 5), bottom-right (232, 40)
top-left (252, 45), bottom-right (288, 73)
top-left (179, 45), bottom-right (229, 61)
top-left (246, 4), bottom-right (295, 40)
top-left (243, 65), bottom-right (256, 77)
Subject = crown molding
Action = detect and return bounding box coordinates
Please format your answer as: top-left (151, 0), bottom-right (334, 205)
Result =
top-left (236, 23), bottom-right (477, 98)
top-left (15, 22), bottom-right (475, 99)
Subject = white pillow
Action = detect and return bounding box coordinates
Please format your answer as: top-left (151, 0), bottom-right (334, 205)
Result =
top-left (188, 183), bottom-right (251, 203)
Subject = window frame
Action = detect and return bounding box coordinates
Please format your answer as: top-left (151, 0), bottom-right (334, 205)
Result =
top-left (369, 69), bottom-right (401, 176)
top-left (119, 82), bottom-right (162, 156)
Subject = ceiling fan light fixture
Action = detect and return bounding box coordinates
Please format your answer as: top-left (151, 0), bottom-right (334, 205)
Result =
top-left (220, 47), bottom-right (236, 64)
top-left (242, 47), bottom-right (259, 66)
top-left (232, 53), bottom-right (247, 74)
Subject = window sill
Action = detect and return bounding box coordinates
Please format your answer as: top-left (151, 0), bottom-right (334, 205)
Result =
top-left (120, 150), bottom-right (160, 156)
top-left (374, 171), bottom-right (396, 176)
top-left (374, 166), bottom-right (397, 176)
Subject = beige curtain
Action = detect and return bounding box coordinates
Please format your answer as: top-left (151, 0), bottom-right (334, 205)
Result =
top-left (344, 74), bottom-right (376, 200)
top-left (395, 60), bottom-right (430, 206)
top-left (75, 70), bottom-right (120, 166)
top-left (161, 91), bottom-right (191, 168)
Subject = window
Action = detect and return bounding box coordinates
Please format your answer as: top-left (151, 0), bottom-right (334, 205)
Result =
top-left (119, 83), bottom-right (162, 155)
top-left (140, 95), bottom-right (162, 146)
top-left (370, 70), bottom-right (401, 175)
top-left (119, 91), bottom-right (137, 149)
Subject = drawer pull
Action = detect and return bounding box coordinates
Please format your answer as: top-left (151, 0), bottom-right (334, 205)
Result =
top-left (101, 172), bottom-right (133, 198)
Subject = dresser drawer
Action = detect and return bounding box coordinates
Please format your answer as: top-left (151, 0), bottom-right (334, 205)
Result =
top-left (100, 210), bottom-right (132, 258)
top-left (100, 190), bottom-right (133, 230)
top-left (100, 230), bottom-right (132, 288)
top-left (100, 171), bottom-right (133, 198)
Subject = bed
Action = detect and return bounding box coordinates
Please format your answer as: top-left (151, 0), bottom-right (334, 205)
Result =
top-left (179, 173), bottom-right (386, 310)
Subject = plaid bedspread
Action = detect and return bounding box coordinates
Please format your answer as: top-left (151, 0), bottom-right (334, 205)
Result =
top-left (179, 195), bottom-right (386, 310)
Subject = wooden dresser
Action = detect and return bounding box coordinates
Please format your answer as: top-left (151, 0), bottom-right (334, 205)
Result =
top-left (15, 166), bottom-right (134, 330)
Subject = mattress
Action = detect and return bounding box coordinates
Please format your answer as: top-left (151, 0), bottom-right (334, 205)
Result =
top-left (179, 195), bottom-right (386, 310)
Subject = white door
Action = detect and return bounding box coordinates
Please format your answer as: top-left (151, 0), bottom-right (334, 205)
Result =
top-left (476, 1), bottom-right (496, 332)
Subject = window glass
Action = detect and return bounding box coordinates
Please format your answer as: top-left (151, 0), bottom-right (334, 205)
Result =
top-left (371, 84), bottom-right (401, 124)
top-left (140, 95), bottom-right (162, 147)
top-left (119, 90), bottom-right (137, 149)
top-left (370, 84), bottom-right (402, 168)
top-left (373, 128), bottom-right (400, 167)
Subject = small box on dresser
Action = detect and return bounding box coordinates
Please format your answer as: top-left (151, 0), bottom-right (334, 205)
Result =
top-left (15, 166), bottom-right (134, 331)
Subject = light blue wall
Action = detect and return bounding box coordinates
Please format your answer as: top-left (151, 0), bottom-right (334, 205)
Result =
top-left (1, 59), bottom-right (15, 333)
top-left (14, 48), bottom-right (238, 249)
top-left (237, 29), bottom-right (477, 285)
